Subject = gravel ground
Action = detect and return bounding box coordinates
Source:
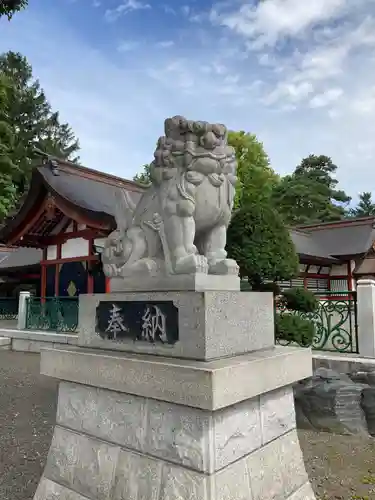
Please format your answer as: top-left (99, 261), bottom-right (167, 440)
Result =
top-left (299, 430), bottom-right (375, 500)
top-left (0, 351), bottom-right (58, 500)
top-left (0, 350), bottom-right (375, 500)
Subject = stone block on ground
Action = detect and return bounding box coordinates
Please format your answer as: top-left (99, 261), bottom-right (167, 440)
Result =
top-left (361, 387), bottom-right (375, 436)
top-left (294, 367), bottom-right (369, 435)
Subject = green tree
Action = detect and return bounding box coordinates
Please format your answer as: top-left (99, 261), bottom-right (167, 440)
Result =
top-left (228, 130), bottom-right (279, 208)
top-left (0, 0), bottom-right (27, 19)
top-left (0, 51), bottom-right (80, 195)
top-left (348, 192), bottom-right (375, 218)
top-left (226, 201), bottom-right (299, 290)
top-left (273, 154), bottom-right (350, 225)
top-left (133, 163), bottom-right (152, 185)
top-left (0, 75), bottom-right (18, 217)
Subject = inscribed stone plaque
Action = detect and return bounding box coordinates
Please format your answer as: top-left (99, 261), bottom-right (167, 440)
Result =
top-left (95, 301), bottom-right (178, 345)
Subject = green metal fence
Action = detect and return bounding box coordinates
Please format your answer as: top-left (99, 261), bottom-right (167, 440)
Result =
top-left (0, 298), bottom-right (18, 320)
top-left (276, 291), bottom-right (359, 353)
top-left (25, 297), bottom-right (79, 333)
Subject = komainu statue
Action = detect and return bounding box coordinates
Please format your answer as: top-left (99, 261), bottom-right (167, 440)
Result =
top-left (102, 116), bottom-right (239, 279)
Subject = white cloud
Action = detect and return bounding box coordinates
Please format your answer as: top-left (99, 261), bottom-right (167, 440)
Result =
top-left (211, 0), bottom-right (348, 47)
top-left (162, 5), bottom-right (176, 15)
top-left (350, 87), bottom-right (375, 115)
top-left (309, 88), bottom-right (343, 108)
top-left (117, 40), bottom-right (140, 52)
top-left (263, 81), bottom-right (314, 105)
top-left (255, 14), bottom-right (375, 111)
top-left (156, 40), bottom-right (174, 48)
top-left (105, 0), bottom-right (150, 22)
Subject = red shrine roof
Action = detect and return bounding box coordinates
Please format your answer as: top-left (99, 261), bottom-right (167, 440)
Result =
top-left (0, 159), bottom-right (145, 247)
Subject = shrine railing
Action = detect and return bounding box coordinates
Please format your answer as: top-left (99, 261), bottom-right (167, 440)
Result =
top-left (25, 297), bottom-right (79, 333)
top-left (276, 291), bottom-right (359, 353)
top-left (0, 297), bottom-right (18, 320)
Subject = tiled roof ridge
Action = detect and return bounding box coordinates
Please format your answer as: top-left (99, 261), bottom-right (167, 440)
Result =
top-left (289, 227), bottom-right (312, 235)
top-left (51, 159), bottom-right (146, 191)
top-left (297, 216), bottom-right (375, 231)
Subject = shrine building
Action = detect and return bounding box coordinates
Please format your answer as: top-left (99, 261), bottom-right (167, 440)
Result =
top-left (0, 158), bottom-right (374, 299)
top-left (0, 158), bottom-right (144, 298)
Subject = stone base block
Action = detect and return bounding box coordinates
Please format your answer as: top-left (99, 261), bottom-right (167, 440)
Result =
top-left (35, 427), bottom-right (311, 500)
top-left (78, 290), bottom-right (274, 360)
top-left (34, 381), bottom-right (315, 500)
top-left (40, 346), bottom-right (313, 410)
top-left (34, 347), bottom-right (316, 500)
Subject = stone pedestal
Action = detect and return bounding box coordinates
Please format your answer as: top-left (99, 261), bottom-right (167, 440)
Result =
top-left (33, 288), bottom-right (316, 500)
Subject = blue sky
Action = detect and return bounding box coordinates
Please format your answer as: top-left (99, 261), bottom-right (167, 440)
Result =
top-left (1, 0), bottom-right (375, 199)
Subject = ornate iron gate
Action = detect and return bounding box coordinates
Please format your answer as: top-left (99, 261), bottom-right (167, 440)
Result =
top-left (277, 291), bottom-right (359, 353)
top-left (25, 297), bottom-right (79, 333)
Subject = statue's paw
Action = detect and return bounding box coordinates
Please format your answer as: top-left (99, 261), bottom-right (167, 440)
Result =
top-left (120, 258), bottom-right (160, 277)
top-left (103, 263), bottom-right (120, 278)
top-left (174, 254), bottom-right (208, 274)
top-left (209, 258), bottom-right (239, 276)
top-left (195, 254), bottom-right (209, 274)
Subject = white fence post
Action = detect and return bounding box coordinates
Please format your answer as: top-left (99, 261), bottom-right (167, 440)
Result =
top-left (17, 291), bottom-right (31, 330)
top-left (357, 279), bottom-right (375, 357)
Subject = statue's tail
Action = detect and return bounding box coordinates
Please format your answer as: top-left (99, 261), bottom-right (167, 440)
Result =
top-left (114, 188), bottom-right (136, 232)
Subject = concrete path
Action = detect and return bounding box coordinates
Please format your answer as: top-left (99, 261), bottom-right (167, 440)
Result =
top-left (0, 351), bottom-right (58, 500)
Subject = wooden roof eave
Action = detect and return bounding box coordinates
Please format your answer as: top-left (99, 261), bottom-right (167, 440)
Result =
top-left (298, 253), bottom-right (339, 265)
top-left (46, 184), bottom-right (115, 231)
top-left (0, 171), bottom-right (47, 244)
top-left (0, 263), bottom-right (40, 276)
top-left (0, 168), bottom-right (116, 245)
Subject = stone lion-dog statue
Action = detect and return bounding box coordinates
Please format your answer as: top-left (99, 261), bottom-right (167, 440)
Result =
top-left (102, 115), bottom-right (239, 278)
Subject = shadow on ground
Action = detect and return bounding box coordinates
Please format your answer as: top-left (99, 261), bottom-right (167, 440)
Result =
top-left (0, 351), bottom-right (375, 500)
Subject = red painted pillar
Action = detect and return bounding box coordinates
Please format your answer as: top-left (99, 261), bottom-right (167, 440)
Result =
top-left (41, 248), bottom-right (47, 302)
top-left (105, 277), bottom-right (111, 293)
top-left (87, 238), bottom-right (94, 294)
top-left (55, 243), bottom-right (62, 297)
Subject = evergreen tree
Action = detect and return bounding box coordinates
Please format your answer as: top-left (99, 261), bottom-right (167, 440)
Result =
top-left (0, 74), bottom-right (18, 217)
top-left (348, 192), bottom-right (375, 218)
top-left (226, 201), bottom-right (299, 289)
top-left (0, 0), bottom-right (27, 19)
top-left (272, 154), bottom-right (351, 225)
top-left (0, 51), bottom-right (80, 195)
